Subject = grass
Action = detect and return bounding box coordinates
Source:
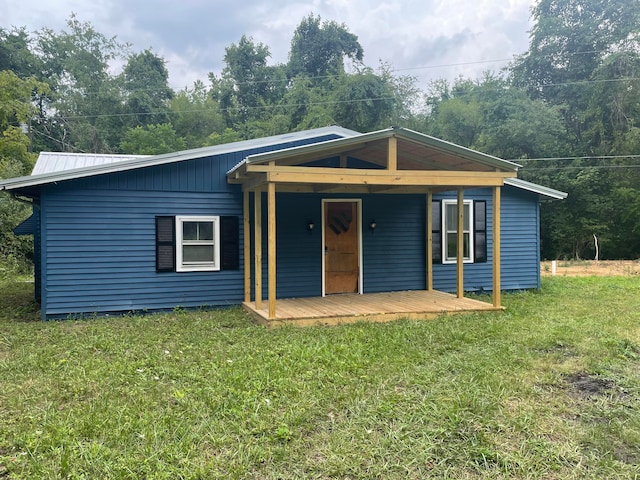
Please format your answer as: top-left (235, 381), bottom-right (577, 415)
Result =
top-left (1, 276), bottom-right (640, 478)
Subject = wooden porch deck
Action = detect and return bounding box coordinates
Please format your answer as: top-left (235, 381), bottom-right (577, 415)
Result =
top-left (244, 290), bottom-right (502, 327)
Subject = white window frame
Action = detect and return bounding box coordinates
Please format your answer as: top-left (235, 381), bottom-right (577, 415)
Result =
top-left (175, 216), bottom-right (220, 272)
top-left (442, 199), bottom-right (474, 264)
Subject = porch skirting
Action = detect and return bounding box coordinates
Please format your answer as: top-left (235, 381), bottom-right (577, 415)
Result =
top-left (243, 290), bottom-right (502, 327)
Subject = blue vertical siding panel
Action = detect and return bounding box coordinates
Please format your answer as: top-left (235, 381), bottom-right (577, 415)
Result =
top-left (40, 192), bottom-right (48, 319)
top-left (362, 195), bottom-right (426, 292)
top-left (33, 203), bottom-right (42, 303)
top-left (273, 194), bottom-right (323, 298)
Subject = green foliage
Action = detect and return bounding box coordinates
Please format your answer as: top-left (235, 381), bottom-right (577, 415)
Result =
top-left (288, 14), bottom-right (363, 82)
top-left (120, 123), bottom-right (186, 155)
top-left (170, 81), bottom-right (225, 148)
top-left (1, 275), bottom-right (640, 477)
top-left (331, 68), bottom-right (396, 132)
top-left (210, 35), bottom-right (285, 129)
top-left (122, 49), bottom-right (174, 127)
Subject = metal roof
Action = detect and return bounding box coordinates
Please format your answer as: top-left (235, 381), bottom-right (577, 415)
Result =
top-left (32, 152), bottom-right (149, 175)
top-left (0, 126), bottom-right (359, 192)
top-left (0, 125), bottom-right (565, 200)
top-left (505, 178), bottom-right (567, 200)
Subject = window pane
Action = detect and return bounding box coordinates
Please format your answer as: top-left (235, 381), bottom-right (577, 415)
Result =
top-left (183, 245), bottom-right (214, 263)
top-left (198, 222), bottom-right (214, 240)
top-left (446, 204), bottom-right (457, 230)
top-left (463, 204), bottom-right (470, 230)
top-left (447, 233), bottom-right (457, 259)
top-left (183, 222), bottom-right (198, 240)
top-left (463, 233), bottom-right (470, 258)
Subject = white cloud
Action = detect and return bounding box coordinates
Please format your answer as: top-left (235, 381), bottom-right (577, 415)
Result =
top-left (1, 0), bottom-right (534, 90)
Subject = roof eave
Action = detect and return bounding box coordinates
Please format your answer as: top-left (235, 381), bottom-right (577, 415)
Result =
top-left (505, 178), bottom-right (568, 200)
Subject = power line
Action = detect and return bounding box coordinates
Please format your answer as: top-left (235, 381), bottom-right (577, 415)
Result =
top-left (55, 95), bottom-right (398, 120)
top-left (512, 154), bottom-right (640, 162)
top-left (523, 164), bottom-right (640, 170)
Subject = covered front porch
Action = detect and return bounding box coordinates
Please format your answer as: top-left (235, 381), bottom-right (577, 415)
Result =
top-left (244, 289), bottom-right (502, 327)
top-left (228, 127), bottom-right (519, 325)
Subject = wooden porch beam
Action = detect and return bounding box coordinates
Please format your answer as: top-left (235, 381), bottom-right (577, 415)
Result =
top-left (267, 182), bottom-right (277, 319)
top-left (254, 190), bottom-right (262, 310)
top-left (457, 187), bottom-right (464, 299)
top-left (426, 191), bottom-right (433, 291)
top-left (243, 190), bottom-right (251, 303)
top-left (248, 169), bottom-right (512, 188)
top-left (388, 136), bottom-right (397, 171)
top-left (492, 186), bottom-right (501, 308)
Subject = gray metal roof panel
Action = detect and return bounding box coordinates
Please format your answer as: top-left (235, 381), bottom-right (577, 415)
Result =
top-left (32, 152), bottom-right (149, 175)
top-left (505, 178), bottom-right (567, 200)
top-left (0, 126), bottom-right (360, 192)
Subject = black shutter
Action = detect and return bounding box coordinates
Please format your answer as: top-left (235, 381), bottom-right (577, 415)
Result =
top-left (431, 200), bottom-right (442, 264)
top-left (220, 216), bottom-right (240, 270)
top-left (156, 216), bottom-right (176, 272)
top-left (474, 201), bottom-right (487, 263)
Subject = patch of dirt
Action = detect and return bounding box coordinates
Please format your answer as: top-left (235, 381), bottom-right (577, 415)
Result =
top-left (541, 260), bottom-right (640, 277)
top-left (565, 372), bottom-right (614, 399)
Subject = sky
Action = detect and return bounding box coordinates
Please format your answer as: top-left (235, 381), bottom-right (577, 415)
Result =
top-left (1, 0), bottom-right (535, 91)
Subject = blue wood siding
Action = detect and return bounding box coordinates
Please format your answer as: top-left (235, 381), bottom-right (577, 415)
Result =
top-left (40, 188), bottom-right (243, 318)
top-left (37, 134), bottom-right (344, 318)
top-left (432, 187), bottom-right (541, 293)
top-left (253, 188), bottom-right (540, 300)
top-left (362, 195), bottom-right (426, 292)
top-left (38, 144), bottom-right (541, 317)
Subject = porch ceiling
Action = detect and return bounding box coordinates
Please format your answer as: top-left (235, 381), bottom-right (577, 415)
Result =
top-left (228, 127), bottom-right (518, 192)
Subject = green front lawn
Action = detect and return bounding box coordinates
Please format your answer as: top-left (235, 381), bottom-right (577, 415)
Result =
top-left (1, 276), bottom-right (639, 478)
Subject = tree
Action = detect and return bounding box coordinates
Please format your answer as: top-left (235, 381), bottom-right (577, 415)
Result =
top-left (120, 123), bottom-right (185, 155)
top-left (122, 49), bottom-right (173, 127)
top-left (170, 81), bottom-right (225, 148)
top-left (0, 27), bottom-right (41, 79)
top-left (331, 68), bottom-right (397, 132)
top-left (35, 14), bottom-right (129, 152)
top-left (288, 14), bottom-right (363, 83)
top-left (0, 71), bottom-right (48, 273)
top-left (210, 35), bottom-right (286, 130)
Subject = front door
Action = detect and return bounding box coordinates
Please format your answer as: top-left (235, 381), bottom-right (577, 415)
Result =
top-left (324, 201), bottom-right (360, 294)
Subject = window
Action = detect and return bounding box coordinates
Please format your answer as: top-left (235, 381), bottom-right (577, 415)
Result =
top-left (175, 216), bottom-right (220, 271)
top-left (431, 199), bottom-right (487, 265)
top-left (443, 200), bottom-right (473, 263)
top-left (156, 216), bottom-right (239, 273)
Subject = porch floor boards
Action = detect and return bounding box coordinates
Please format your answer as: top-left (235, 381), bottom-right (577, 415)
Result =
top-left (244, 290), bottom-right (501, 327)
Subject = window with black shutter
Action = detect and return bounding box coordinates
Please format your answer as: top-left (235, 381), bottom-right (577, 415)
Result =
top-left (156, 215), bottom-right (240, 272)
top-left (156, 216), bottom-right (176, 272)
top-left (431, 200), bottom-right (442, 264)
top-left (220, 216), bottom-right (240, 270)
top-left (474, 201), bottom-right (487, 263)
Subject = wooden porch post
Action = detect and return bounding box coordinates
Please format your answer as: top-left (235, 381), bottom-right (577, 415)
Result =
top-left (254, 189), bottom-right (262, 310)
top-left (388, 136), bottom-right (397, 170)
top-left (243, 189), bottom-right (251, 303)
top-left (426, 191), bottom-right (433, 291)
top-left (457, 187), bottom-right (464, 299)
top-left (267, 182), bottom-right (277, 319)
top-left (492, 186), bottom-right (501, 308)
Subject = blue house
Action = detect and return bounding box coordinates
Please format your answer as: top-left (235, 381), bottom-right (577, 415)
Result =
top-left (1, 127), bottom-right (566, 324)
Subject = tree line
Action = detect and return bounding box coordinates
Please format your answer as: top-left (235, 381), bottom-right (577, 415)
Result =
top-left (1, 0), bottom-right (639, 272)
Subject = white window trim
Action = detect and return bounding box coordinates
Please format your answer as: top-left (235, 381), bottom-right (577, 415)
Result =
top-left (175, 215), bottom-right (220, 272)
top-left (442, 199), bottom-right (474, 264)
